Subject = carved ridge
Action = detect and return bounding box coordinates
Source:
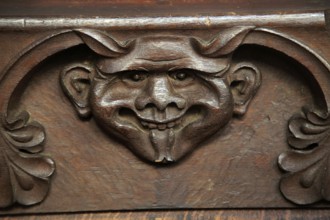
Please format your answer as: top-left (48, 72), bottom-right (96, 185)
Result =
top-left (0, 30), bottom-right (84, 209)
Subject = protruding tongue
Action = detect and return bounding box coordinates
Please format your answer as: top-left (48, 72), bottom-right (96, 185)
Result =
top-left (149, 128), bottom-right (175, 163)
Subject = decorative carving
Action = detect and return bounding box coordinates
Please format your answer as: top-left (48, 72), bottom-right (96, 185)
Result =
top-left (0, 111), bottom-right (55, 208)
top-left (0, 25), bottom-right (329, 211)
top-left (0, 27), bottom-right (262, 209)
top-left (60, 28), bottom-right (261, 163)
top-left (279, 108), bottom-right (330, 205)
top-left (242, 27), bottom-right (330, 205)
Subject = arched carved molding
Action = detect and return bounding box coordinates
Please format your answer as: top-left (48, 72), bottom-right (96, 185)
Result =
top-left (241, 29), bottom-right (330, 205)
top-left (0, 31), bottom-right (85, 208)
top-left (242, 28), bottom-right (329, 111)
top-left (0, 26), bottom-right (330, 208)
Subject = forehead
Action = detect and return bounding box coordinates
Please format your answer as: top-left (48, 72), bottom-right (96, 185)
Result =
top-left (96, 36), bottom-right (229, 74)
top-left (133, 36), bottom-right (189, 61)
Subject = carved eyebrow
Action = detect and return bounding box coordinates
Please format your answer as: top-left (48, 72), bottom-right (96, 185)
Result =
top-left (115, 69), bottom-right (149, 75)
top-left (136, 66), bottom-right (150, 72)
top-left (168, 66), bottom-right (185, 71)
top-left (168, 67), bottom-right (224, 77)
top-left (136, 57), bottom-right (187, 62)
top-left (96, 65), bottom-right (149, 75)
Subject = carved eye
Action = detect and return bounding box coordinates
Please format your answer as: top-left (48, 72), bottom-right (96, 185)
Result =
top-left (169, 70), bottom-right (195, 83)
top-left (173, 72), bottom-right (187, 80)
top-left (121, 71), bottom-right (148, 82)
top-left (130, 73), bottom-right (147, 81)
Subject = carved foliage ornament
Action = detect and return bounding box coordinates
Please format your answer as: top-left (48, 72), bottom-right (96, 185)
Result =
top-left (279, 108), bottom-right (330, 205)
top-left (0, 111), bottom-right (55, 207)
top-left (0, 26), bottom-right (329, 208)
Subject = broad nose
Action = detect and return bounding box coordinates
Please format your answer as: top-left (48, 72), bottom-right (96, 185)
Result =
top-left (135, 75), bottom-right (186, 111)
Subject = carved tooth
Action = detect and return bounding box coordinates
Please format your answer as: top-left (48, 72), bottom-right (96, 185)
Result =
top-left (158, 124), bottom-right (167, 130)
top-left (167, 122), bottom-right (175, 128)
top-left (175, 119), bottom-right (181, 125)
top-left (148, 123), bottom-right (157, 129)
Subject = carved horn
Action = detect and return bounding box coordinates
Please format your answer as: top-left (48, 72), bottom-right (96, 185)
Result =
top-left (191, 26), bottom-right (255, 57)
top-left (74, 29), bottom-right (135, 58)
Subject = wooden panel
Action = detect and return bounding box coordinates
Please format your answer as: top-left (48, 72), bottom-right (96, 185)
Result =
top-left (1, 1), bottom-right (330, 218)
top-left (0, 0), bottom-right (329, 17)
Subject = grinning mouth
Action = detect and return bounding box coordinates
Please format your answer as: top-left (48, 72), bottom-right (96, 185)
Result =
top-left (140, 117), bottom-right (182, 130)
top-left (118, 106), bottom-right (202, 131)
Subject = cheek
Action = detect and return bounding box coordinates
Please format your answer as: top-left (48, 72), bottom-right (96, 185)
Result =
top-left (202, 78), bottom-right (234, 123)
top-left (177, 78), bottom-right (233, 111)
top-left (90, 80), bottom-right (138, 111)
top-left (89, 80), bottom-right (141, 128)
top-left (184, 79), bottom-right (234, 136)
top-left (172, 79), bottom-right (234, 160)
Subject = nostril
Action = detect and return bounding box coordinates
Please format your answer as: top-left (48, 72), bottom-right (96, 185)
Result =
top-left (167, 102), bottom-right (177, 108)
top-left (135, 97), bottom-right (148, 110)
top-left (138, 102), bottom-right (181, 112)
top-left (167, 102), bottom-right (182, 110)
top-left (172, 98), bottom-right (186, 109)
top-left (145, 103), bottom-right (156, 109)
top-left (135, 101), bottom-right (159, 111)
top-left (135, 94), bottom-right (186, 111)
top-left (138, 100), bottom-right (186, 111)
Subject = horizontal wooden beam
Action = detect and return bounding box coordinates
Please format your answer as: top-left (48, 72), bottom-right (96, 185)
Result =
top-left (0, 12), bottom-right (325, 30)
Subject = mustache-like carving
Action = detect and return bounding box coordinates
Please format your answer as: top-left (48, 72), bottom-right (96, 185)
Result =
top-left (191, 26), bottom-right (255, 57)
top-left (74, 29), bottom-right (135, 57)
top-left (75, 26), bottom-right (254, 59)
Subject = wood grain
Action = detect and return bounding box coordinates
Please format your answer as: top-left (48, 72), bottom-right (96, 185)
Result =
top-left (0, 0), bottom-right (329, 17)
top-left (4, 210), bottom-right (330, 220)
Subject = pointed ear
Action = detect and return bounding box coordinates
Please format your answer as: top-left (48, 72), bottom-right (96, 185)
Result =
top-left (60, 63), bottom-right (95, 119)
top-left (227, 62), bottom-right (261, 116)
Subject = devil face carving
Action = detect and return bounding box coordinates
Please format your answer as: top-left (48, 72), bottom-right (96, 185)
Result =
top-left (61, 28), bottom-right (261, 163)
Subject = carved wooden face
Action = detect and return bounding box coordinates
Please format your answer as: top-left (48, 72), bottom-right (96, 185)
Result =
top-left (61, 31), bottom-right (260, 163)
top-left (90, 36), bottom-right (234, 163)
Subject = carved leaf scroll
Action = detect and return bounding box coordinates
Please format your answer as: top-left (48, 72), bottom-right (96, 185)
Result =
top-left (0, 111), bottom-right (55, 208)
top-left (279, 108), bottom-right (330, 205)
